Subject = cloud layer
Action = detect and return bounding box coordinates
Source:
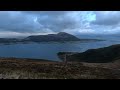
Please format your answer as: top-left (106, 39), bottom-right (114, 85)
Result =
top-left (0, 11), bottom-right (120, 37)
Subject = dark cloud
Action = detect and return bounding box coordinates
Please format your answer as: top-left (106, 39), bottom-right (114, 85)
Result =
top-left (37, 13), bottom-right (79, 32)
top-left (91, 11), bottom-right (120, 26)
top-left (0, 11), bottom-right (81, 33)
top-left (22, 11), bottom-right (68, 16)
top-left (0, 11), bottom-right (120, 37)
top-left (0, 11), bottom-right (37, 32)
top-left (21, 11), bottom-right (83, 32)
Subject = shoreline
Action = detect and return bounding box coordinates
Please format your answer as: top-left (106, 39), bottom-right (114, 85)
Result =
top-left (0, 57), bottom-right (59, 63)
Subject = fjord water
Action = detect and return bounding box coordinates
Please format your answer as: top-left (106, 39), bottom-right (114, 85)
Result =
top-left (0, 35), bottom-right (120, 61)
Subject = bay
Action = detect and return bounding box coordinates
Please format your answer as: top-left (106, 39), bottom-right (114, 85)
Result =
top-left (0, 35), bottom-right (120, 61)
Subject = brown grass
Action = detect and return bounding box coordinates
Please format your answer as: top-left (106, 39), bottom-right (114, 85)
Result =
top-left (0, 58), bottom-right (119, 79)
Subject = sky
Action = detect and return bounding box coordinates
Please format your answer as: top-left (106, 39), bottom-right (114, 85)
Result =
top-left (0, 11), bottom-right (120, 37)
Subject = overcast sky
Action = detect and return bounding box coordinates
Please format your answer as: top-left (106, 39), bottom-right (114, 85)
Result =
top-left (0, 11), bottom-right (120, 37)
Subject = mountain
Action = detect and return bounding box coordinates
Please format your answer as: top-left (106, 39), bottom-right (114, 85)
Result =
top-left (23, 32), bottom-right (81, 42)
top-left (58, 44), bottom-right (120, 63)
top-left (24, 32), bottom-right (103, 42)
top-left (0, 32), bottom-right (103, 44)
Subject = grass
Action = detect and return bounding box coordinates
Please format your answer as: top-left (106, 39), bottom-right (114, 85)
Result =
top-left (0, 58), bottom-right (119, 79)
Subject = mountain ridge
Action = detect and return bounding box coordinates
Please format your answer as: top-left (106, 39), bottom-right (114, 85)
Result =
top-left (23, 32), bottom-right (80, 42)
top-left (0, 32), bottom-right (103, 44)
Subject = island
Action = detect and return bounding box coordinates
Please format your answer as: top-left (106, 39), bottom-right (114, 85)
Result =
top-left (0, 32), bottom-right (103, 44)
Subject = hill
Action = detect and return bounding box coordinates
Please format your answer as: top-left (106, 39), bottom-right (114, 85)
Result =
top-left (23, 32), bottom-right (81, 42)
top-left (0, 32), bottom-right (103, 44)
top-left (58, 44), bottom-right (120, 63)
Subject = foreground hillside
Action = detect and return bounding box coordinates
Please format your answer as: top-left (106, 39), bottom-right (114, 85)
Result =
top-left (0, 58), bottom-right (120, 79)
top-left (1, 44), bottom-right (120, 79)
top-left (58, 44), bottom-right (120, 63)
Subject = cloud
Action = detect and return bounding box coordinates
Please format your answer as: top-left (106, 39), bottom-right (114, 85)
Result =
top-left (0, 11), bottom-right (83, 34)
top-left (23, 11), bottom-right (82, 32)
top-left (23, 11), bottom-right (95, 33)
top-left (0, 11), bottom-right (120, 37)
top-left (91, 11), bottom-right (120, 26)
top-left (0, 11), bottom-right (51, 33)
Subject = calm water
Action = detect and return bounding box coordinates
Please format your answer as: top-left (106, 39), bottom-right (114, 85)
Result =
top-left (0, 35), bottom-right (120, 61)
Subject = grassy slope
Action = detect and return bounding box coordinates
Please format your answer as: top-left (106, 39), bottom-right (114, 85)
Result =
top-left (0, 58), bottom-right (120, 79)
top-left (58, 44), bottom-right (120, 63)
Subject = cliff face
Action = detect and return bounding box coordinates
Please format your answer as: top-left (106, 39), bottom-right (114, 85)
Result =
top-left (24, 32), bottom-right (80, 42)
top-left (58, 44), bottom-right (120, 63)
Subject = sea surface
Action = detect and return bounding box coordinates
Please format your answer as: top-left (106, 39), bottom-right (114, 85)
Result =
top-left (0, 35), bottom-right (120, 61)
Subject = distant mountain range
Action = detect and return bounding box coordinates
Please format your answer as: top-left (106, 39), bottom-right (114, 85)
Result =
top-left (0, 32), bottom-right (103, 44)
